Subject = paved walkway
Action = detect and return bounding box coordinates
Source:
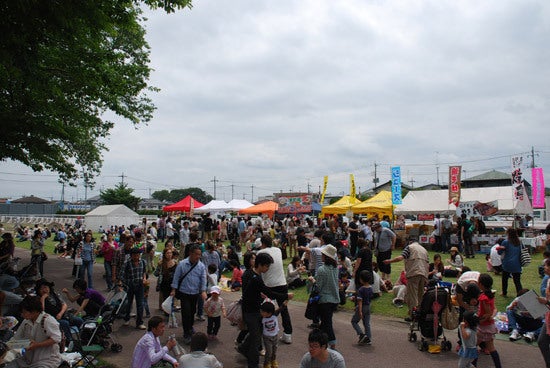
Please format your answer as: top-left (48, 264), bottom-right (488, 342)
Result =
top-left (16, 247), bottom-right (546, 367)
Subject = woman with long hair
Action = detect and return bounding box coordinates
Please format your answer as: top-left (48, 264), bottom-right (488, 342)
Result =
top-left (498, 228), bottom-right (523, 297)
top-left (156, 247), bottom-right (177, 310)
top-left (76, 231), bottom-right (95, 289)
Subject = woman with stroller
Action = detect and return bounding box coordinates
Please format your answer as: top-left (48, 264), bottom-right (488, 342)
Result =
top-left (35, 278), bottom-right (82, 350)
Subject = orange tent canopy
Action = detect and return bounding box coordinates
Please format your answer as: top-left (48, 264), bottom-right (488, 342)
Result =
top-left (238, 200), bottom-right (279, 218)
top-left (162, 195), bottom-right (204, 212)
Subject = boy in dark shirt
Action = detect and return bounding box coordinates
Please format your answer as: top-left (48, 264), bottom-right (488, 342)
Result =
top-left (62, 278), bottom-right (105, 317)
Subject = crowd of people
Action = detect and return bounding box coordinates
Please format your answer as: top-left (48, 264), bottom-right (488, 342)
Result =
top-left (0, 212), bottom-right (548, 368)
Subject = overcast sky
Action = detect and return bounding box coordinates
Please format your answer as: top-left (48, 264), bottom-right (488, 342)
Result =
top-left (2, 0), bottom-right (550, 203)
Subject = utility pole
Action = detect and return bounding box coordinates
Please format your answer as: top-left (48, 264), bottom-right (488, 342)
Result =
top-left (211, 176), bottom-right (219, 199)
top-left (118, 172), bottom-right (125, 185)
top-left (231, 183), bottom-right (235, 200)
top-left (409, 178), bottom-right (416, 188)
top-left (528, 146), bottom-right (537, 168)
top-left (372, 162), bottom-right (379, 191)
top-left (435, 151), bottom-right (440, 186)
top-left (307, 179), bottom-right (311, 194)
top-left (251, 185), bottom-right (254, 203)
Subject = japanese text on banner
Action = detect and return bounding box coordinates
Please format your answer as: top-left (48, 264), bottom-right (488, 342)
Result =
top-left (391, 167), bottom-right (402, 205)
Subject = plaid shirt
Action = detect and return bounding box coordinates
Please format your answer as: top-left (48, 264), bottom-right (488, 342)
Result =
top-left (123, 258), bottom-right (146, 286)
top-left (113, 247), bottom-right (130, 280)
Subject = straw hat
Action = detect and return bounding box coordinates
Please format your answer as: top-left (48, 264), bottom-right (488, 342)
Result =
top-left (450, 246), bottom-right (459, 253)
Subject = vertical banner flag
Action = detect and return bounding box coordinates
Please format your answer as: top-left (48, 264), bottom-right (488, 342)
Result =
top-left (350, 174), bottom-right (356, 201)
top-left (511, 155), bottom-right (525, 200)
top-left (449, 166), bottom-right (462, 206)
top-left (532, 167), bottom-right (545, 208)
top-left (320, 176), bottom-right (328, 204)
top-left (190, 198), bottom-right (195, 216)
top-left (391, 167), bottom-right (402, 205)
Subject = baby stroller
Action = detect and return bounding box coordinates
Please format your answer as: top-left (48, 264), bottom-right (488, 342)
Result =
top-left (408, 284), bottom-right (453, 352)
top-left (76, 305), bottom-right (122, 353)
top-left (105, 283), bottom-right (128, 319)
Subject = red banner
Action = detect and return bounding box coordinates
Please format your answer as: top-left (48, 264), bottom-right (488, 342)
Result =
top-left (448, 166), bottom-right (461, 206)
top-left (532, 167), bottom-right (545, 209)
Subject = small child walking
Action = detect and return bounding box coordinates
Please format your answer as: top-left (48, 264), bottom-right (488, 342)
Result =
top-left (260, 299), bottom-right (287, 368)
top-left (477, 273), bottom-right (502, 368)
top-left (351, 270), bottom-right (374, 345)
top-left (458, 310), bottom-right (479, 368)
top-left (204, 286), bottom-right (226, 340)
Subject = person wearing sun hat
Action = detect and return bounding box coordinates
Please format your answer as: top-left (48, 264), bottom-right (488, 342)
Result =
top-left (308, 244), bottom-right (340, 350)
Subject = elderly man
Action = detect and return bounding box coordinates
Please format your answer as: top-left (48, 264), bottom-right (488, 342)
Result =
top-left (384, 241), bottom-right (429, 321)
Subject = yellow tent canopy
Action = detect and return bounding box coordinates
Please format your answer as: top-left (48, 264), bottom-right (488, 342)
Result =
top-left (321, 195), bottom-right (362, 215)
top-left (352, 190), bottom-right (394, 218)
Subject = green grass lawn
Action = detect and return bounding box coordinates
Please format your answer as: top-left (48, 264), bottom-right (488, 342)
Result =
top-left (24, 235), bottom-right (546, 319)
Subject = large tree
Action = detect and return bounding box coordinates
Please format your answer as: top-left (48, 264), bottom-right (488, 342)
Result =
top-left (0, 0), bottom-right (192, 183)
top-left (152, 187), bottom-right (213, 204)
top-left (100, 183), bottom-right (140, 210)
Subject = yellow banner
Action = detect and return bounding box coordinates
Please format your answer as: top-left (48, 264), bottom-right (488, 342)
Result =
top-left (350, 174), bottom-right (356, 201)
top-left (320, 176), bottom-right (328, 204)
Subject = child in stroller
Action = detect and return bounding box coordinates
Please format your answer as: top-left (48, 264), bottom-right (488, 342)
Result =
top-left (408, 281), bottom-right (453, 352)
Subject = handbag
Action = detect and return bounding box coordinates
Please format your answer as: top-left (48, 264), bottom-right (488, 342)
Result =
top-left (226, 298), bottom-right (243, 325)
top-left (520, 244), bottom-right (531, 267)
top-left (41, 252), bottom-right (48, 261)
top-left (74, 256), bottom-right (83, 266)
top-left (441, 298), bottom-right (459, 330)
top-left (304, 284), bottom-right (321, 320)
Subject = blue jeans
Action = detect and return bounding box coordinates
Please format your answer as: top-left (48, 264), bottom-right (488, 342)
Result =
top-left (79, 260), bottom-right (94, 289)
top-left (59, 315), bottom-right (83, 342)
top-left (103, 261), bottom-right (113, 290)
top-left (351, 304), bottom-right (371, 339)
top-left (507, 309), bottom-right (542, 335)
top-left (125, 282), bottom-right (144, 326)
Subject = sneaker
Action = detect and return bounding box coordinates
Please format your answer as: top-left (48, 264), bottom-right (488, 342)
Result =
top-left (196, 315), bottom-right (206, 321)
top-left (123, 320), bottom-right (131, 326)
top-left (359, 334), bottom-right (370, 344)
top-left (137, 324), bottom-right (147, 330)
top-left (524, 331), bottom-right (536, 343)
top-left (280, 333), bottom-right (292, 344)
top-left (145, 314), bottom-right (151, 318)
top-left (509, 329), bottom-right (521, 341)
top-left (358, 334), bottom-right (365, 344)
top-left (259, 348), bottom-right (266, 356)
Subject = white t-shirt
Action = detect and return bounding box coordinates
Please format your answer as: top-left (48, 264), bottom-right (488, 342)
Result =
top-left (258, 247), bottom-right (286, 287)
top-left (262, 314), bottom-right (280, 337)
top-left (490, 244), bottom-right (503, 267)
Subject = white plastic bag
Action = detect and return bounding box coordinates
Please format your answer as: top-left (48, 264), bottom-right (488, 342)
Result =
top-left (161, 296), bottom-right (173, 314)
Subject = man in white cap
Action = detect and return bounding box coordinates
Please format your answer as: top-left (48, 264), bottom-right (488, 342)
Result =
top-left (257, 235), bottom-right (294, 344)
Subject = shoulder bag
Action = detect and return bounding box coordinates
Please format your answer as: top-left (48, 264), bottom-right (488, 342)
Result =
top-left (174, 262), bottom-right (198, 300)
top-left (441, 294), bottom-right (459, 330)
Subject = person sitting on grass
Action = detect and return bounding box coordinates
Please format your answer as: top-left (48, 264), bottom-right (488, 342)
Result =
top-left (228, 260), bottom-right (242, 291)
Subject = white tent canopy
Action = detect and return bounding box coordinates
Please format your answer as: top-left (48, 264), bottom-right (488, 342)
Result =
top-left (394, 186), bottom-right (532, 215)
top-left (227, 199), bottom-right (254, 211)
top-left (85, 204), bottom-right (140, 231)
top-left (194, 200), bottom-right (231, 214)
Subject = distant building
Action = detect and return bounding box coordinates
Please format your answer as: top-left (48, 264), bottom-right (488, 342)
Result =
top-left (137, 198), bottom-right (167, 211)
top-left (11, 195), bottom-right (52, 204)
